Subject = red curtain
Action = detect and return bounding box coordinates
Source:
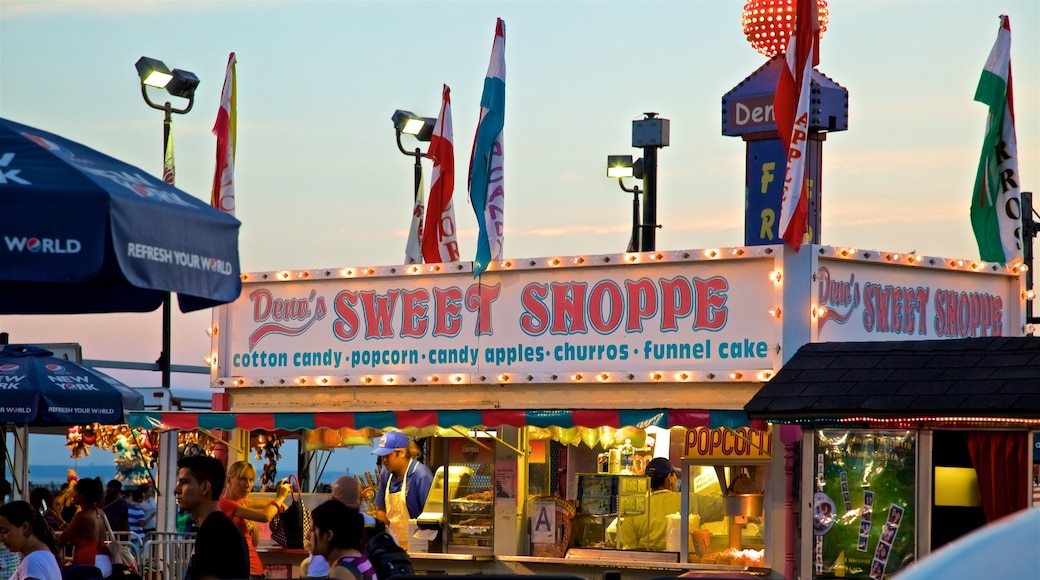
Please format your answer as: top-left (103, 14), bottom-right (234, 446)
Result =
top-left (965, 431), bottom-right (1029, 522)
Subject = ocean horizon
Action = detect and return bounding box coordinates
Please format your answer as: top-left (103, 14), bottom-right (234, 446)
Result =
top-left (14, 434), bottom-right (374, 491)
top-left (23, 464), bottom-right (121, 489)
top-left (22, 463), bottom-right (365, 491)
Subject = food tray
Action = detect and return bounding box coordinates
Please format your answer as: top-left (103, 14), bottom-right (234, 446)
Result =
top-left (451, 523), bottom-right (493, 535)
top-left (451, 499), bottom-right (493, 513)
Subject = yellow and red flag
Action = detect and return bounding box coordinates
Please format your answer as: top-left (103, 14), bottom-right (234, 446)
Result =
top-left (211, 52), bottom-right (237, 215)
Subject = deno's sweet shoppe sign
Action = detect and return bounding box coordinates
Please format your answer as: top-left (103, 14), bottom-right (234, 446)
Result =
top-left (219, 250), bottom-right (785, 381)
top-left (212, 246), bottom-right (1021, 385)
top-left (813, 252), bottom-right (1020, 342)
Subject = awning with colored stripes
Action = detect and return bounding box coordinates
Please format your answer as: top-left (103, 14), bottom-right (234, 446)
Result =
top-left (128, 409), bottom-right (760, 433)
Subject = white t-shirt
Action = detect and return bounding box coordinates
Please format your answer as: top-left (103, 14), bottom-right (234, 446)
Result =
top-left (305, 554), bottom-right (330, 577)
top-left (9, 550), bottom-right (62, 580)
top-left (140, 498), bottom-right (157, 529)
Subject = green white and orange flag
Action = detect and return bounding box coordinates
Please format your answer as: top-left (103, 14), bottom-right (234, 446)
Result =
top-left (211, 52), bottom-right (237, 215)
top-left (970, 15), bottom-right (1021, 265)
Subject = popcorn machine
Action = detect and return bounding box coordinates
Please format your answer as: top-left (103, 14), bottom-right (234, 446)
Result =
top-left (680, 426), bottom-right (773, 566)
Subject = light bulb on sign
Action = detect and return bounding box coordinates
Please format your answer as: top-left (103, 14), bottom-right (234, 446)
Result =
top-left (741, 0), bottom-right (830, 58)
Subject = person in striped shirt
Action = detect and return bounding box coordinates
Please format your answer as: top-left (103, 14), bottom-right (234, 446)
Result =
top-left (127, 488), bottom-right (150, 555)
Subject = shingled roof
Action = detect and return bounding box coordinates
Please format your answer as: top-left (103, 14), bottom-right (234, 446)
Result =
top-left (745, 337), bottom-right (1040, 421)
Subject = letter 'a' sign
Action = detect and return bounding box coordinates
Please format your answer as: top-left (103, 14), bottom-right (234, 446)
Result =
top-left (531, 499), bottom-right (556, 544)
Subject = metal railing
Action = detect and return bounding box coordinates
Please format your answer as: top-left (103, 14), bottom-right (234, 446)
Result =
top-left (140, 532), bottom-right (196, 580)
top-left (106, 530), bottom-right (140, 572)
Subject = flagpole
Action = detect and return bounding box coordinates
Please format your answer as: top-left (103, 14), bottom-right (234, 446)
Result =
top-left (413, 146), bottom-right (422, 220)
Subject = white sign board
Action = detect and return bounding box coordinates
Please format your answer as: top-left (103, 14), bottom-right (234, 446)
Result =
top-left (813, 256), bottom-right (1020, 342)
top-left (530, 499), bottom-right (557, 544)
top-left (218, 252), bottom-right (784, 383)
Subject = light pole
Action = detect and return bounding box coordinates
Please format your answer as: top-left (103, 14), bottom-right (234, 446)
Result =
top-left (632, 113), bottom-right (669, 251)
top-left (1023, 191), bottom-right (1039, 326)
top-left (134, 56), bottom-right (200, 390)
top-left (607, 113), bottom-right (669, 252)
top-left (392, 110), bottom-right (436, 206)
top-left (607, 155), bottom-right (645, 252)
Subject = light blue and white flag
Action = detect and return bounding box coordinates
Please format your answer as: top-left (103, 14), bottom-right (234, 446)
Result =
top-left (468, 18), bottom-right (506, 277)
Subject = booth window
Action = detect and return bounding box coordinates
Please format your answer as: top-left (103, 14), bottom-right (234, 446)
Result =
top-left (932, 431), bottom-right (987, 548)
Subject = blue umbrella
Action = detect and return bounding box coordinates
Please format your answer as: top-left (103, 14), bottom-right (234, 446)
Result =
top-left (0, 344), bottom-right (145, 425)
top-left (893, 508), bottom-right (1040, 579)
top-left (0, 117), bottom-right (241, 313)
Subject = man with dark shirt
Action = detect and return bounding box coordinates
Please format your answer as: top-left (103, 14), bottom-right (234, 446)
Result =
top-left (103, 479), bottom-right (130, 532)
top-left (176, 456), bottom-right (249, 580)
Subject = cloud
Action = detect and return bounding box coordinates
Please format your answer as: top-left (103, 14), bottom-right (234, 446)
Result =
top-left (1, 0), bottom-right (241, 19)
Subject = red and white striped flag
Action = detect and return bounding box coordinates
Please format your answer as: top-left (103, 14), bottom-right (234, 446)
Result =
top-left (422, 84), bottom-right (459, 264)
top-left (773, 0), bottom-right (819, 251)
top-left (162, 127), bottom-right (175, 184)
top-left (211, 52), bottom-right (237, 215)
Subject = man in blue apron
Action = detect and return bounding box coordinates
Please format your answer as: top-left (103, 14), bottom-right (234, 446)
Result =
top-left (372, 432), bottom-right (434, 550)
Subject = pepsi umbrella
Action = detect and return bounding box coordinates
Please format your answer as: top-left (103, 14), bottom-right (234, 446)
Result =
top-left (893, 507), bottom-right (1040, 580)
top-left (0, 117), bottom-right (241, 314)
top-left (0, 344), bottom-right (145, 425)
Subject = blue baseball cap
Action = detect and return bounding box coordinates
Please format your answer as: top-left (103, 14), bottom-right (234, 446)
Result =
top-left (372, 431), bottom-right (410, 456)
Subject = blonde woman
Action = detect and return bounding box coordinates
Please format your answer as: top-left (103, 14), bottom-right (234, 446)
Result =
top-left (219, 461), bottom-right (290, 580)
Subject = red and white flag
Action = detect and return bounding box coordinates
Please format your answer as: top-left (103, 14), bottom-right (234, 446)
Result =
top-left (422, 84), bottom-right (459, 264)
top-left (211, 52), bottom-right (237, 215)
top-left (405, 169), bottom-right (425, 265)
top-left (773, 0), bottom-right (819, 251)
top-left (162, 127), bottom-right (175, 184)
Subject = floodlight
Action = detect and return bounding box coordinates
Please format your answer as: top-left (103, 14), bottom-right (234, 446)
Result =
top-left (392, 110), bottom-right (437, 142)
top-left (607, 155), bottom-right (634, 178)
top-left (166, 69), bottom-right (200, 99)
top-left (135, 56), bottom-right (173, 88)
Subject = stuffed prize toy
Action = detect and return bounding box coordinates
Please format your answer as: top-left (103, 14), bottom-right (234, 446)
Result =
top-left (66, 426), bottom-right (90, 458)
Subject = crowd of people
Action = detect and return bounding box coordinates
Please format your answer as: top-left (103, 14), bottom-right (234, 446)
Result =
top-left (1, 431), bottom-right (427, 580)
top-left (175, 454), bottom-right (399, 580)
top-left (1, 475), bottom-right (158, 580)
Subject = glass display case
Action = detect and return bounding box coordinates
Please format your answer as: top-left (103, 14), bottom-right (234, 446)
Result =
top-left (418, 465), bottom-right (473, 528)
top-left (446, 437), bottom-right (495, 552)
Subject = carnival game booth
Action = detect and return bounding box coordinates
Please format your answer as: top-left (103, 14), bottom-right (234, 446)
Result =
top-left (157, 243), bottom-right (1022, 580)
top-left (745, 336), bottom-right (1040, 580)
